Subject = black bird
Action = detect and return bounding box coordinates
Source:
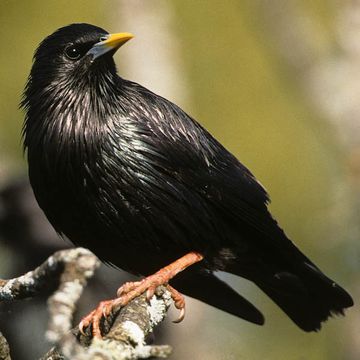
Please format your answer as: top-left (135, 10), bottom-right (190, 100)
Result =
top-left (22, 23), bottom-right (353, 336)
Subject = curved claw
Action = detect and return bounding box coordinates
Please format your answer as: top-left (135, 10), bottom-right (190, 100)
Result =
top-left (78, 319), bottom-right (88, 336)
top-left (165, 284), bottom-right (186, 323)
top-left (146, 286), bottom-right (156, 302)
top-left (102, 304), bottom-right (109, 318)
top-left (78, 309), bottom-right (96, 336)
top-left (172, 307), bottom-right (186, 323)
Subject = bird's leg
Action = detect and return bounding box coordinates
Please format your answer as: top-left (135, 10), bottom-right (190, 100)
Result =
top-left (79, 251), bottom-right (204, 338)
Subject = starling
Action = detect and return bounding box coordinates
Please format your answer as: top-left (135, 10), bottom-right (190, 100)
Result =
top-left (22, 23), bottom-right (353, 337)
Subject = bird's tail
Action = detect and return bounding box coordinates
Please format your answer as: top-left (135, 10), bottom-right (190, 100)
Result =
top-left (226, 246), bottom-right (353, 332)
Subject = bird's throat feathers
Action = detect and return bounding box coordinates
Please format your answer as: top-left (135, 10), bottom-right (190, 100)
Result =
top-left (22, 67), bottom-right (120, 170)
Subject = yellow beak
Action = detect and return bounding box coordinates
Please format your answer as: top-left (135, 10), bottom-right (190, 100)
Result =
top-left (87, 32), bottom-right (134, 60)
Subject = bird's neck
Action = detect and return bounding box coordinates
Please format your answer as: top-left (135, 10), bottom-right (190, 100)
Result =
top-left (22, 70), bottom-right (121, 174)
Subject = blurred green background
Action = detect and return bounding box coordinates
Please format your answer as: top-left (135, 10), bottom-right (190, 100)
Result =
top-left (0, 0), bottom-right (358, 359)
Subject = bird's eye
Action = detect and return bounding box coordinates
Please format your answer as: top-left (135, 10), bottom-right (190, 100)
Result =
top-left (65, 45), bottom-right (81, 60)
top-left (99, 36), bottom-right (108, 42)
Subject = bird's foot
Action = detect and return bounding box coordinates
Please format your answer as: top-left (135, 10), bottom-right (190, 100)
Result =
top-left (116, 279), bottom-right (186, 322)
top-left (79, 298), bottom-right (123, 338)
top-left (79, 251), bottom-right (203, 338)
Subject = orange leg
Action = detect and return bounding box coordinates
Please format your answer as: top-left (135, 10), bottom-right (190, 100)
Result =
top-left (79, 251), bottom-right (204, 338)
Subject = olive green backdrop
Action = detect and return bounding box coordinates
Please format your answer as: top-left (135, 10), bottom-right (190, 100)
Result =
top-left (0, 1), bottom-right (357, 359)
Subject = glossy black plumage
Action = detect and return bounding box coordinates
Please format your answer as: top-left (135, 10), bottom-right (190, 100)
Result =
top-left (22, 23), bottom-right (353, 331)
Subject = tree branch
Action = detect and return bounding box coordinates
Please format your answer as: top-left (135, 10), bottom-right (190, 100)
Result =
top-left (0, 248), bottom-right (173, 359)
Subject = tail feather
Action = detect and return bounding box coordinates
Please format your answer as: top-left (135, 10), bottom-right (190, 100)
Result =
top-left (227, 256), bottom-right (353, 332)
top-left (171, 270), bottom-right (265, 326)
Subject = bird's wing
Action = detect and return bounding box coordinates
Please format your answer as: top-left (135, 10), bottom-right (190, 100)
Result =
top-left (102, 84), bottom-right (353, 331)
top-left (104, 82), bottom-right (292, 249)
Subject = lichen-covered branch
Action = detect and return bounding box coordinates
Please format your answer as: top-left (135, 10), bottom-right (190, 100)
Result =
top-left (0, 248), bottom-right (173, 360)
top-left (0, 248), bottom-right (100, 359)
top-left (45, 249), bottom-right (101, 342)
top-left (45, 288), bottom-right (173, 360)
top-left (0, 248), bottom-right (99, 302)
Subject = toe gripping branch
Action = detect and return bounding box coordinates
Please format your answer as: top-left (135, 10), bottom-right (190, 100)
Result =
top-left (79, 252), bottom-right (204, 338)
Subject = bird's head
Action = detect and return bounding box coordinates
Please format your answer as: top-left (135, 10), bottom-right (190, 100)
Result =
top-left (21, 24), bottom-right (134, 151)
top-left (27, 23), bottom-right (133, 89)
